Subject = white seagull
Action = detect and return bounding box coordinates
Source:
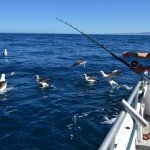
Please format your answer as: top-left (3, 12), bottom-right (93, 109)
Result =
top-left (0, 73), bottom-right (7, 94)
top-left (109, 80), bottom-right (119, 89)
top-left (99, 70), bottom-right (124, 81)
top-left (11, 72), bottom-right (15, 77)
top-left (72, 60), bottom-right (87, 67)
top-left (4, 49), bottom-right (8, 57)
top-left (35, 75), bottom-right (50, 88)
top-left (83, 73), bottom-right (96, 83)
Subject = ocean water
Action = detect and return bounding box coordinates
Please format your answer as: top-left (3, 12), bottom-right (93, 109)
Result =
top-left (0, 33), bottom-right (150, 150)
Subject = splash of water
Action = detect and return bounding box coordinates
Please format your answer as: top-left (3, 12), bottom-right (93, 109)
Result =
top-left (100, 115), bottom-right (117, 124)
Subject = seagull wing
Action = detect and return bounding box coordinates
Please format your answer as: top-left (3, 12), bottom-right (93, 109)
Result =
top-left (39, 78), bottom-right (50, 83)
top-left (107, 70), bottom-right (123, 78)
top-left (71, 62), bottom-right (79, 67)
top-left (0, 81), bottom-right (7, 89)
top-left (88, 76), bottom-right (96, 80)
top-left (71, 60), bottom-right (82, 67)
top-left (111, 70), bottom-right (124, 76)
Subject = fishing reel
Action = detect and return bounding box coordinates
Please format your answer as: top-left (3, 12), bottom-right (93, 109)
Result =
top-left (130, 60), bottom-right (140, 69)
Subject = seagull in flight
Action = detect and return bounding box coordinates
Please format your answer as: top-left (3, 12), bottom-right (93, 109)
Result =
top-left (71, 60), bottom-right (87, 67)
top-left (35, 75), bottom-right (50, 88)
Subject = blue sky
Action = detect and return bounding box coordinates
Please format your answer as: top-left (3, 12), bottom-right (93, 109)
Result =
top-left (0, 0), bottom-right (150, 34)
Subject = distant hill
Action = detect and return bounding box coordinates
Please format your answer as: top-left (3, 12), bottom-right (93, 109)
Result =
top-left (116, 32), bottom-right (150, 35)
top-left (136, 32), bottom-right (150, 35)
top-left (110, 32), bottom-right (150, 35)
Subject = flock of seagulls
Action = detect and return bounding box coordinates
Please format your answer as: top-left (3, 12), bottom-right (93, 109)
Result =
top-left (1, 48), bottom-right (124, 95)
top-left (0, 48), bottom-right (53, 95)
top-left (71, 59), bottom-right (124, 89)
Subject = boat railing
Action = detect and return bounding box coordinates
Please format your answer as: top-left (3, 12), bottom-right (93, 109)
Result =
top-left (98, 78), bottom-right (147, 150)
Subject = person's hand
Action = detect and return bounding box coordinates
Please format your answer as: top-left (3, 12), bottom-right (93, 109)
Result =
top-left (123, 51), bottom-right (137, 58)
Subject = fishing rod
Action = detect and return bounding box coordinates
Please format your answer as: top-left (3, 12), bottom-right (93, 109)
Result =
top-left (56, 17), bottom-right (131, 69)
top-left (56, 18), bottom-right (150, 83)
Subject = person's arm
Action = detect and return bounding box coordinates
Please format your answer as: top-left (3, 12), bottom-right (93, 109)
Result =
top-left (123, 51), bottom-right (150, 59)
top-left (137, 53), bottom-right (150, 59)
top-left (123, 51), bottom-right (150, 73)
top-left (132, 66), bottom-right (150, 74)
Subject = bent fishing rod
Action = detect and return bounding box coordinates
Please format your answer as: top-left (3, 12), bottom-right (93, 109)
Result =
top-left (56, 18), bottom-right (150, 83)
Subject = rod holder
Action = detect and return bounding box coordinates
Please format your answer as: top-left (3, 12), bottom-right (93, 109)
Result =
top-left (121, 99), bottom-right (148, 127)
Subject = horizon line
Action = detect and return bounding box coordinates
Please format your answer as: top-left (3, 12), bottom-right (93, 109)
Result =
top-left (0, 32), bottom-right (150, 35)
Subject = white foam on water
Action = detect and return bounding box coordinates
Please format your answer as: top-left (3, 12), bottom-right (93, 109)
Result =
top-left (6, 86), bottom-right (15, 92)
top-left (110, 83), bottom-right (133, 92)
top-left (100, 115), bottom-right (117, 124)
top-left (120, 84), bottom-right (133, 90)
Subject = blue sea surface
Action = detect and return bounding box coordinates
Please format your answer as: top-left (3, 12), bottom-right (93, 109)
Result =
top-left (0, 33), bottom-right (150, 150)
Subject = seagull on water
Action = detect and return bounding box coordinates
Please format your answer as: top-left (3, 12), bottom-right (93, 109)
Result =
top-left (99, 70), bottom-right (124, 81)
top-left (11, 72), bottom-right (15, 77)
top-left (0, 73), bottom-right (7, 93)
top-left (71, 60), bottom-right (87, 67)
top-left (4, 49), bottom-right (8, 57)
top-left (35, 75), bottom-right (50, 88)
top-left (83, 73), bottom-right (97, 83)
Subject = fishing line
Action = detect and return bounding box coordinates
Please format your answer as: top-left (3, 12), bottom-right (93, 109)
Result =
top-left (56, 18), bottom-right (150, 83)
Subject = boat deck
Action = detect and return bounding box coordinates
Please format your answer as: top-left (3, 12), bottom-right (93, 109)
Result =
top-left (99, 80), bottom-right (150, 150)
top-left (136, 82), bottom-right (150, 150)
top-left (136, 118), bottom-right (150, 150)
